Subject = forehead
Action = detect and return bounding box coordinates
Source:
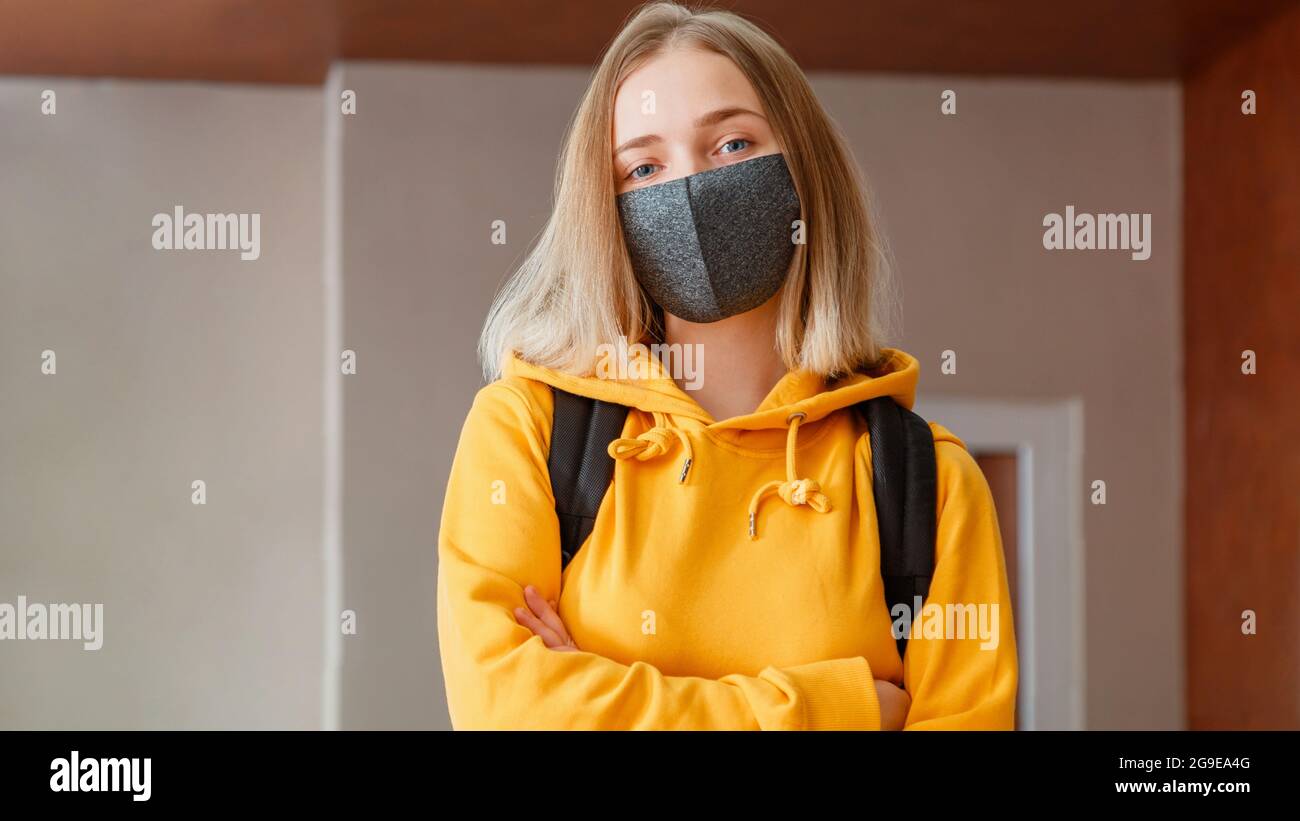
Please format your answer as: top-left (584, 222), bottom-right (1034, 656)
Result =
top-left (612, 47), bottom-right (763, 138)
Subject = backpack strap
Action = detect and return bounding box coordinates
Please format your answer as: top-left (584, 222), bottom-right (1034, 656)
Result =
top-left (546, 385), bottom-right (936, 663)
top-left (859, 396), bottom-right (937, 662)
top-left (548, 387), bottom-right (630, 571)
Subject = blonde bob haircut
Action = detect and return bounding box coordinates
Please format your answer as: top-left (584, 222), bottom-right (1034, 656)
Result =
top-left (479, 0), bottom-right (896, 382)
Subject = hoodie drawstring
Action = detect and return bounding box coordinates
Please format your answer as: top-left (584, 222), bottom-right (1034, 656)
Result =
top-left (607, 410), bottom-right (829, 537)
top-left (746, 412), bottom-right (830, 539)
top-left (607, 411), bottom-right (694, 483)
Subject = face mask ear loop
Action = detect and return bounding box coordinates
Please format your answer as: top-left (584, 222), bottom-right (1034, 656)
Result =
top-left (647, 302), bottom-right (666, 345)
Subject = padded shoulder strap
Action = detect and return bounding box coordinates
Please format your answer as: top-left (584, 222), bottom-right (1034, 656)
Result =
top-left (548, 388), bottom-right (630, 571)
top-left (860, 396), bottom-right (938, 662)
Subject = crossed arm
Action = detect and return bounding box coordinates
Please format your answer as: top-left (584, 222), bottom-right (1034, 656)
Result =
top-left (511, 583), bottom-right (915, 729)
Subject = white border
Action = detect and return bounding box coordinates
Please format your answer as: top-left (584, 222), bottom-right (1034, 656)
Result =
top-left (320, 65), bottom-right (345, 731)
top-left (914, 396), bottom-right (1085, 730)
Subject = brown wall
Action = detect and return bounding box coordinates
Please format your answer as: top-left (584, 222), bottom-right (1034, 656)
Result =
top-left (3, 0), bottom-right (1292, 84)
top-left (1184, 5), bottom-right (1300, 729)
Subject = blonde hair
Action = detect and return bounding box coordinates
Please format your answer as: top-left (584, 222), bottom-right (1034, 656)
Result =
top-left (479, 0), bottom-right (897, 381)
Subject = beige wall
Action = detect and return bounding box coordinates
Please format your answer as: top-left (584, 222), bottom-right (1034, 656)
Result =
top-left (333, 64), bottom-right (593, 729)
top-left (334, 64), bottom-right (1182, 729)
top-left (0, 79), bottom-right (325, 728)
top-left (0, 63), bottom-right (1182, 730)
top-left (815, 74), bottom-right (1183, 730)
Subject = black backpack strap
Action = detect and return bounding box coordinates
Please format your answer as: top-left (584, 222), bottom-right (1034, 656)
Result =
top-left (860, 396), bottom-right (937, 662)
top-left (548, 388), bottom-right (630, 571)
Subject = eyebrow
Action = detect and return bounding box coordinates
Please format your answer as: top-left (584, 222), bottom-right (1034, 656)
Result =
top-left (613, 106), bottom-right (767, 156)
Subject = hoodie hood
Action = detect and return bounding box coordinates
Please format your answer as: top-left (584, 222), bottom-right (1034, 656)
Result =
top-left (504, 345), bottom-right (924, 540)
top-left (502, 345), bottom-right (919, 431)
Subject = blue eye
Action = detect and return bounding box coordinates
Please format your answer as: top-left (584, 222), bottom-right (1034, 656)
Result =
top-left (720, 138), bottom-right (750, 154)
top-left (629, 164), bottom-right (657, 180)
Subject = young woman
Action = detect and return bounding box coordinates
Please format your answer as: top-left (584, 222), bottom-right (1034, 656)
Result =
top-left (436, 1), bottom-right (1017, 730)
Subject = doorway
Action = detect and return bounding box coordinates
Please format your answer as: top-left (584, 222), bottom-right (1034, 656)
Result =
top-left (914, 396), bottom-right (1086, 730)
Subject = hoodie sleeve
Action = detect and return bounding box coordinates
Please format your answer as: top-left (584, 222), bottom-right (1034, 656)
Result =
top-left (436, 380), bottom-right (883, 730)
top-left (901, 425), bottom-right (1019, 730)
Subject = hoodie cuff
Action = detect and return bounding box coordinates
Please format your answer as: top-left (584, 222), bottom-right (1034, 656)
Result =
top-left (778, 656), bottom-right (882, 731)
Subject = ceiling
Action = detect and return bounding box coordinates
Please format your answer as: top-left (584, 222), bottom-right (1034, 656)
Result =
top-left (2, 0), bottom-right (1296, 84)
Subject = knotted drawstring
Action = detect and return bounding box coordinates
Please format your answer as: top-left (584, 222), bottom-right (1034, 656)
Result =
top-left (606, 409), bottom-right (829, 536)
top-left (746, 411), bottom-right (830, 539)
top-left (607, 410), bottom-right (694, 483)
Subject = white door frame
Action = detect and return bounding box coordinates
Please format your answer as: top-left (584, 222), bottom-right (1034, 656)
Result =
top-left (913, 395), bottom-right (1086, 730)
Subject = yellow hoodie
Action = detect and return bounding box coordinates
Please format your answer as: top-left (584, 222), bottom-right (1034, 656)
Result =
top-left (436, 346), bottom-right (1017, 729)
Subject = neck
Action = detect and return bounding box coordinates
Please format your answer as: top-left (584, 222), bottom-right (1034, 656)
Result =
top-left (662, 297), bottom-right (788, 421)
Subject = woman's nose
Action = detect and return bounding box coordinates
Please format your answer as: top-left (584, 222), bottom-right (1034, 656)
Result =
top-left (664, 147), bottom-right (712, 182)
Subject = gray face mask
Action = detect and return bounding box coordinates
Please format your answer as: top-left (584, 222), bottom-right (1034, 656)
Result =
top-left (616, 152), bottom-right (801, 324)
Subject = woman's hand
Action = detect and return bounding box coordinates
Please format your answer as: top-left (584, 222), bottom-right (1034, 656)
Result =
top-left (875, 679), bottom-right (911, 730)
top-left (513, 585), bottom-right (580, 652)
